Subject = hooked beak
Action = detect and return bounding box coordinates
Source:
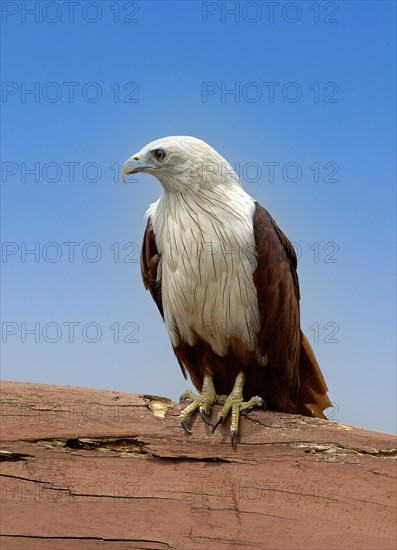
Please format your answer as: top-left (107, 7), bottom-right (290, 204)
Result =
top-left (122, 155), bottom-right (155, 182)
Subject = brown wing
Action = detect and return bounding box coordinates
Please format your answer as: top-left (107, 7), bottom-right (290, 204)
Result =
top-left (140, 218), bottom-right (163, 318)
top-left (253, 202), bottom-right (301, 401)
top-left (297, 333), bottom-right (332, 418)
top-left (253, 202), bottom-right (331, 417)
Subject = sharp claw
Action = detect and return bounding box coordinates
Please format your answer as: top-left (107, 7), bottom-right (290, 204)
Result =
top-left (230, 428), bottom-right (237, 446)
top-left (212, 416), bottom-right (223, 433)
top-left (259, 398), bottom-right (267, 410)
top-left (179, 394), bottom-right (191, 403)
top-left (199, 408), bottom-right (213, 426)
top-left (181, 420), bottom-right (192, 434)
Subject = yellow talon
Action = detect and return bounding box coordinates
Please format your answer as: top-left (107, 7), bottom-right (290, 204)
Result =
top-left (212, 372), bottom-right (266, 444)
top-left (179, 373), bottom-right (226, 433)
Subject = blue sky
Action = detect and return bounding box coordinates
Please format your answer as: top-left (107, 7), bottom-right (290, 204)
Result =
top-left (1, 1), bottom-right (396, 434)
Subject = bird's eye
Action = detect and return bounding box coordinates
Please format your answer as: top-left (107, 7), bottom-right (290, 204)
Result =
top-left (153, 148), bottom-right (166, 161)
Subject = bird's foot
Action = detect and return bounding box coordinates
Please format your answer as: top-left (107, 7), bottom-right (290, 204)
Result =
top-left (179, 374), bottom-right (226, 434)
top-left (212, 372), bottom-right (266, 445)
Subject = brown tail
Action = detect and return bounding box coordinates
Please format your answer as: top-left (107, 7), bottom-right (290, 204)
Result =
top-left (297, 332), bottom-right (332, 419)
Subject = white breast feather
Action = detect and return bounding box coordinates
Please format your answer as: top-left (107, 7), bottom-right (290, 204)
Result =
top-left (147, 186), bottom-right (261, 357)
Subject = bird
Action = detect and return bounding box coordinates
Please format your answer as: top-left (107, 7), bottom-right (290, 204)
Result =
top-left (122, 136), bottom-right (331, 444)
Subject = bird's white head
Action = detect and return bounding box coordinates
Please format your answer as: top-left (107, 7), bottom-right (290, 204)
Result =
top-left (122, 136), bottom-right (240, 193)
